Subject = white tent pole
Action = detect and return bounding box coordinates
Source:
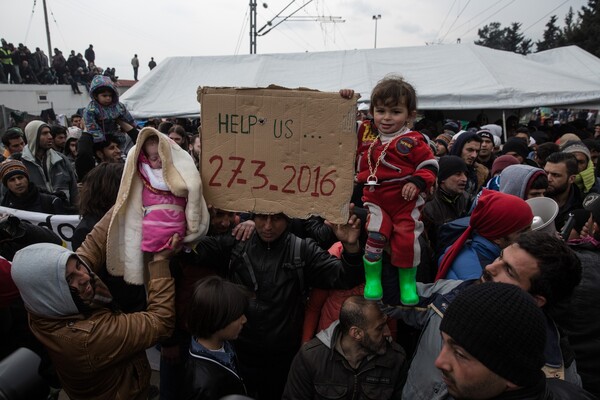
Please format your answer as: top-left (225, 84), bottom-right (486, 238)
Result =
top-left (502, 110), bottom-right (507, 143)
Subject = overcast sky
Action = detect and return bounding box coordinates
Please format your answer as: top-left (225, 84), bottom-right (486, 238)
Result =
top-left (1, 0), bottom-right (587, 81)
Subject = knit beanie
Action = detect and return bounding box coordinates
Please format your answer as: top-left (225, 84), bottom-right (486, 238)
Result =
top-left (502, 137), bottom-right (529, 160)
top-left (480, 124), bottom-right (503, 139)
top-left (491, 154), bottom-right (520, 177)
top-left (443, 121), bottom-right (460, 134)
top-left (440, 282), bottom-right (546, 388)
top-left (477, 129), bottom-right (493, 141)
top-left (561, 140), bottom-right (591, 162)
top-left (437, 155), bottom-right (468, 183)
top-left (435, 133), bottom-right (453, 152)
top-left (0, 159), bottom-right (29, 186)
top-left (556, 133), bottom-right (581, 147)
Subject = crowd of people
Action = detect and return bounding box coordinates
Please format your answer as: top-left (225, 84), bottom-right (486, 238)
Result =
top-left (0, 39), bottom-right (157, 93)
top-left (0, 73), bottom-right (600, 400)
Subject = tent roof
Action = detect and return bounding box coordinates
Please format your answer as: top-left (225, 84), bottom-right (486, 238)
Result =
top-left (527, 45), bottom-right (600, 81)
top-left (121, 44), bottom-right (600, 118)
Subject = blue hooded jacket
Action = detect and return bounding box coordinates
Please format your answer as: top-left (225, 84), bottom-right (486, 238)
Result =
top-left (83, 75), bottom-right (135, 142)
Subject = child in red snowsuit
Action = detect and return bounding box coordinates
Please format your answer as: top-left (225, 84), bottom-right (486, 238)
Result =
top-left (355, 76), bottom-right (438, 305)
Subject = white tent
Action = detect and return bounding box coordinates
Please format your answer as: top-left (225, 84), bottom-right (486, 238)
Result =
top-left (527, 45), bottom-right (600, 81)
top-left (121, 44), bottom-right (600, 119)
top-left (527, 45), bottom-right (600, 110)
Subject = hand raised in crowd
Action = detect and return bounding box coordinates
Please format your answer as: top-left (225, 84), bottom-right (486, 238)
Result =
top-left (339, 89), bottom-right (357, 99)
top-left (326, 203), bottom-right (361, 253)
top-left (232, 219), bottom-right (255, 241)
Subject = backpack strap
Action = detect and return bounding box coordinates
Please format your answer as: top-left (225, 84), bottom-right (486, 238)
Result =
top-left (229, 240), bottom-right (259, 291)
top-left (290, 235), bottom-right (304, 290)
top-left (229, 235), bottom-right (305, 293)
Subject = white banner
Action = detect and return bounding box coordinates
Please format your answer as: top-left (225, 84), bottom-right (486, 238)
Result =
top-left (0, 207), bottom-right (81, 250)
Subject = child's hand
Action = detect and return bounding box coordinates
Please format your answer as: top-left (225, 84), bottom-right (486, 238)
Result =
top-left (339, 89), bottom-right (356, 99)
top-left (402, 183), bottom-right (420, 201)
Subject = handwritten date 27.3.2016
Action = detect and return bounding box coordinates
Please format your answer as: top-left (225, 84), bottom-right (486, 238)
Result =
top-left (208, 155), bottom-right (336, 197)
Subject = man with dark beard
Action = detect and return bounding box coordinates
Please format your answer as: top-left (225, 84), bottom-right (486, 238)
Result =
top-left (381, 231), bottom-right (583, 400)
top-left (283, 296), bottom-right (407, 399)
top-left (544, 151), bottom-right (582, 230)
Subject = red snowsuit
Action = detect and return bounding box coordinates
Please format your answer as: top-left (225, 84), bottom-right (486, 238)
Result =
top-left (356, 130), bottom-right (437, 268)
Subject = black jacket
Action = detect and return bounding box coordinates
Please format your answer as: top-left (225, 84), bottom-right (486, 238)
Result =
top-left (553, 244), bottom-right (600, 398)
top-left (487, 378), bottom-right (596, 399)
top-left (189, 230), bottom-right (363, 357)
top-left (283, 321), bottom-right (407, 400)
top-left (183, 344), bottom-right (246, 400)
top-left (1, 182), bottom-right (66, 215)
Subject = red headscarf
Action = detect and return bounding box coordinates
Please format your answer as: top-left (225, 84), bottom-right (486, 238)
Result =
top-left (435, 189), bottom-right (533, 281)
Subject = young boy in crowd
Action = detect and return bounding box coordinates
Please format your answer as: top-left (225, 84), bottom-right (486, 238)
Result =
top-left (353, 76), bottom-right (438, 305)
top-left (83, 75), bottom-right (135, 143)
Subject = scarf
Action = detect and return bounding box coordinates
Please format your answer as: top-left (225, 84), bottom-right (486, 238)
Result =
top-left (436, 189), bottom-right (533, 281)
top-left (575, 160), bottom-right (596, 194)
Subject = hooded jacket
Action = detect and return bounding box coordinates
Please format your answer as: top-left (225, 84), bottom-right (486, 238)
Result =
top-left (450, 132), bottom-right (489, 201)
top-left (10, 215), bottom-right (175, 400)
top-left (21, 120), bottom-right (78, 205)
top-left (83, 75), bottom-right (135, 142)
top-left (499, 164), bottom-right (546, 200)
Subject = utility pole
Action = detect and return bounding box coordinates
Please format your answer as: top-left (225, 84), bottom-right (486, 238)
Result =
top-left (42, 0), bottom-right (53, 61)
top-left (250, 0), bottom-right (342, 54)
top-left (250, 0), bottom-right (257, 54)
top-left (373, 14), bottom-right (381, 49)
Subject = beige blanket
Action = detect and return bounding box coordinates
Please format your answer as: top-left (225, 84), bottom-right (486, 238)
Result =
top-left (106, 127), bottom-right (209, 284)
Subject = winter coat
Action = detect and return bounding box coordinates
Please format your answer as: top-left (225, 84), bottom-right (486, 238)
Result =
top-left (183, 339), bottom-right (246, 400)
top-left (72, 213), bottom-right (147, 314)
top-left (282, 321), bottom-right (407, 400)
top-left (423, 189), bottom-right (469, 252)
top-left (21, 120), bottom-right (79, 206)
top-left (554, 244), bottom-right (600, 398)
top-left (440, 233), bottom-right (500, 280)
top-left (83, 75), bottom-right (135, 142)
top-left (11, 212), bottom-right (175, 400)
top-left (1, 182), bottom-right (66, 214)
top-left (188, 230), bottom-right (364, 359)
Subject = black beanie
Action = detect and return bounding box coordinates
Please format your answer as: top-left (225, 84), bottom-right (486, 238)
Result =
top-left (502, 137), bottom-right (529, 160)
top-left (440, 282), bottom-right (546, 388)
top-left (437, 155), bottom-right (468, 184)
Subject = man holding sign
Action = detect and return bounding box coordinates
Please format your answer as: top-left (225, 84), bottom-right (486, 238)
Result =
top-left (194, 87), bottom-right (363, 399)
top-left (186, 211), bottom-right (364, 400)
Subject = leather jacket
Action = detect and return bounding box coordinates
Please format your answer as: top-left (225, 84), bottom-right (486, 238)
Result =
top-left (190, 230), bottom-right (363, 356)
top-left (26, 210), bottom-right (176, 400)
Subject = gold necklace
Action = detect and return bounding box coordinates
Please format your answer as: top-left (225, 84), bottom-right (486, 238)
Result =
top-left (366, 136), bottom-right (392, 187)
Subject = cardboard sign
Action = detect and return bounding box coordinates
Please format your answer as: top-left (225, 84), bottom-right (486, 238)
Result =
top-left (198, 87), bottom-right (357, 224)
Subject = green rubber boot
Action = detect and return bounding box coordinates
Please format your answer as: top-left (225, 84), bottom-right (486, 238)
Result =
top-left (363, 257), bottom-right (383, 300)
top-left (399, 267), bottom-right (419, 305)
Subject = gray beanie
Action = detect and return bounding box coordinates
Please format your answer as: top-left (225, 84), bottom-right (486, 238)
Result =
top-left (561, 140), bottom-right (591, 162)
